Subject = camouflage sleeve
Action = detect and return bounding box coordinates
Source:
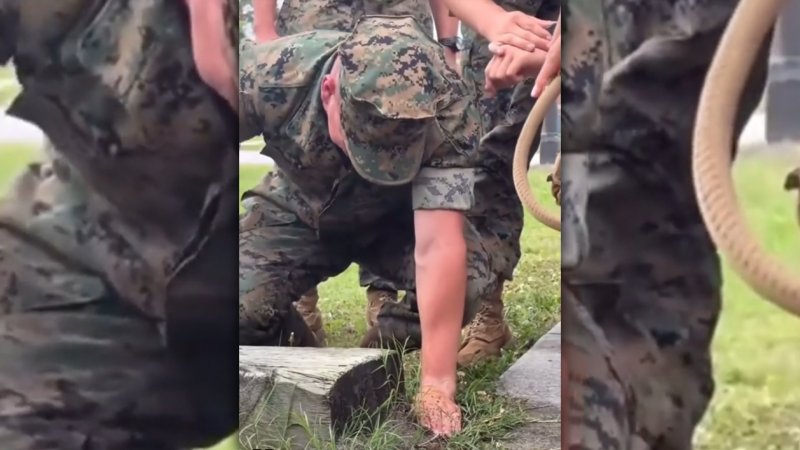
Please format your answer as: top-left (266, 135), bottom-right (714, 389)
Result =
top-left (412, 107), bottom-right (483, 211)
top-left (238, 44), bottom-right (299, 140)
top-left (411, 100), bottom-right (484, 211)
top-left (411, 167), bottom-right (479, 211)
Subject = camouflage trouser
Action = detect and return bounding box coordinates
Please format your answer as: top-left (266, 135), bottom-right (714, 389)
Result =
top-left (460, 26), bottom-right (540, 281)
top-left (238, 194), bottom-right (497, 346)
top-left (0, 159), bottom-right (231, 450)
top-left (561, 1), bottom-right (772, 448)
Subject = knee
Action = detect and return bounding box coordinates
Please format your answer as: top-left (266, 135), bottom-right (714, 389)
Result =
top-left (463, 263), bottom-right (497, 326)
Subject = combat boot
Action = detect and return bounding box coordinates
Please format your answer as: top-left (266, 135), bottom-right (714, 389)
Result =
top-left (294, 287), bottom-right (327, 346)
top-left (457, 287), bottom-right (512, 367)
top-left (365, 286), bottom-right (397, 327)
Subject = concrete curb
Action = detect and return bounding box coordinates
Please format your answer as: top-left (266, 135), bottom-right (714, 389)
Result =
top-left (496, 322), bottom-right (561, 450)
top-left (499, 322), bottom-right (561, 410)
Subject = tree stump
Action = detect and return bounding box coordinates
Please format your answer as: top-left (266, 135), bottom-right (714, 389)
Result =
top-left (239, 346), bottom-right (403, 449)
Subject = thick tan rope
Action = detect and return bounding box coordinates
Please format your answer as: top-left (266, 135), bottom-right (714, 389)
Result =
top-left (513, 76), bottom-right (561, 231)
top-left (693, 0), bottom-right (799, 315)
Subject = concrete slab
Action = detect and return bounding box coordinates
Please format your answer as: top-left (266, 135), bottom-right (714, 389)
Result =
top-left (497, 322), bottom-right (561, 450)
top-left (499, 322), bottom-right (561, 410)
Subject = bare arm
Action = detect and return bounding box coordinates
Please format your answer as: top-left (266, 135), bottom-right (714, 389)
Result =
top-left (184, 0), bottom-right (236, 110)
top-left (442, 0), bottom-right (504, 39)
top-left (441, 0), bottom-right (553, 52)
top-left (428, 0), bottom-right (459, 39)
top-left (414, 208), bottom-right (467, 435)
top-left (428, 0), bottom-right (460, 71)
top-left (253, 0), bottom-right (279, 42)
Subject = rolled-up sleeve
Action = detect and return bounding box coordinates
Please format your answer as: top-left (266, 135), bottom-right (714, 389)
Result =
top-left (411, 167), bottom-right (481, 211)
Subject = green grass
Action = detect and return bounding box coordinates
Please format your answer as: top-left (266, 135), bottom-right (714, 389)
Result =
top-left (238, 163), bottom-right (561, 448)
top-left (694, 152), bottom-right (800, 450)
top-left (3, 144), bottom-right (797, 448)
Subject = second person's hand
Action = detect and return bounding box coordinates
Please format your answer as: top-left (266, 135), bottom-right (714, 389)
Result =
top-left (486, 11), bottom-right (555, 54)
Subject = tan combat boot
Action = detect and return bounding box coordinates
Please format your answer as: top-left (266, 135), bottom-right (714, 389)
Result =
top-left (365, 287), bottom-right (397, 328)
top-left (294, 287), bottom-right (326, 346)
top-left (457, 286), bottom-right (512, 367)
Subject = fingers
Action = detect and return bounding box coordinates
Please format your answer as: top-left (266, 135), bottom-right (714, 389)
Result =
top-left (415, 387), bottom-right (463, 437)
top-left (496, 52), bottom-right (516, 82)
top-left (487, 42), bottom-right (507, 56)
top-left (510, 11), bottom-right (555, 38)
top-left (532, 40), bottom-right (560, 97)
top-left (493, 32), bottom-right (550, 52)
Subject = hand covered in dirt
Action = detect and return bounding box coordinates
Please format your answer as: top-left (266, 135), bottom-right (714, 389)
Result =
top-left (483, 44), bottom-right (546, 96)
top-left (415, 386), bottom-right (462, 437)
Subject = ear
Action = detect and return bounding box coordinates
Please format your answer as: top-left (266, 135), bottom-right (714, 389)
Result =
top-left (320, 74), bottom-right (335, 106)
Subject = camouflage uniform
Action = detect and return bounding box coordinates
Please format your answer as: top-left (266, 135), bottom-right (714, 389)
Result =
top-left (0, 1), bottom-right (238, 448)
top-left (561, 1), bottom-right (772, 448)
top-left (457, 0), bottom-right (561, 366)
top-left (239, 17), bottom-right (496, 348)
top-left (277, 0), bottom-right (434, 36)
top-left (271, 0), bottom-right (437, 341)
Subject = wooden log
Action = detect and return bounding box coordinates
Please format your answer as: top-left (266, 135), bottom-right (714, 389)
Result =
top-left (239, 346), bottom-right (403, 449)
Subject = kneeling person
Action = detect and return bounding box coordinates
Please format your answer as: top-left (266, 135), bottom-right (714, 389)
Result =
top-left (239, 16), bottom-right (495, 436)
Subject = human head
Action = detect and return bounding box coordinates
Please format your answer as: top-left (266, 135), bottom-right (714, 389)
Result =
top-left (319, 16), bottom-right (481, 185)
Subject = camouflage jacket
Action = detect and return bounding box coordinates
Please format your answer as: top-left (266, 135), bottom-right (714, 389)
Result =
top-left (495, 0), bottom-right (560, 17)
top-left (277, 0), bottom-right (434, 35)
top-left (0, 0), bottom-right (238, 321)
top-left (240, 17), bottom-right (483, 234)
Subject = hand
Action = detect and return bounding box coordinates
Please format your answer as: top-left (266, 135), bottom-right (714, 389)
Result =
top-left (532, 15), bottom-right (560, 97)
top-left (484, 44), bottom-right (546, 96)
top-left (415, 386), bottom-right (462, 437)
top-left (532, 34), bottom-right (560, 98)
top-left (444, 48), bottom-right (460, 75)
top-left (486, 11), bottom-right (555, 54)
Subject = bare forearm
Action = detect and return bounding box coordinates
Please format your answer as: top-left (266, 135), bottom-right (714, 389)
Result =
top-left (429, 0), bottom-right (459, 39)
top-left (185, 0), bottom-right (226, 42)
top-left (441, 0), bottom-right (505, 39)
top-left (415, 219), bottom-right (467, 393)
top-left (253, 0), bottom-right (278, 41)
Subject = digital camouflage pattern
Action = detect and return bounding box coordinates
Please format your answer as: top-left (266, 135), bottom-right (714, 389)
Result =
top-left (459, 0), bottom-right (560, 280)
top-left (561, 0), bottom-right (772, 448)
top-left (0, 0), bottom-right (238, 447)
top-left (264, 0), bottom-right (437, 295)
top-left (277, 0), bottom-right (434, 36)
top-left (272, 0), bottom-right (438, 294)
top-left (238, 17), bottom-right (495, 346)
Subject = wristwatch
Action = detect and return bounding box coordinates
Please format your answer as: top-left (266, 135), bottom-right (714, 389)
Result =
top-left (438, 37), bottom-right (461, 52)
